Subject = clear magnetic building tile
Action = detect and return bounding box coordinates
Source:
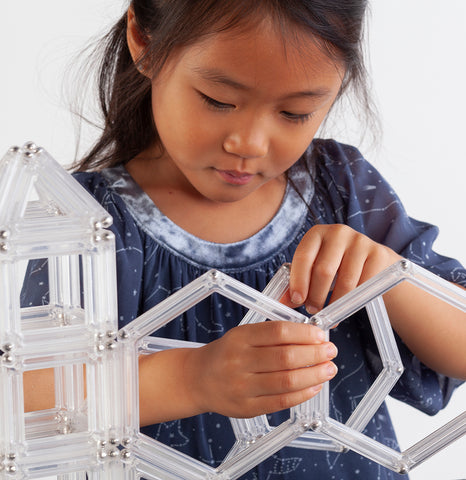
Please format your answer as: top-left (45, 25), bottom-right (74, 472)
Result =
top-left (0, 143), bottom-right (465, 479)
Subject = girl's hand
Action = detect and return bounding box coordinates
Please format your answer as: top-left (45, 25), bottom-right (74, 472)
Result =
top-left (286, 224), bottom-right (401, 314)
top-left (184, 321), bottom-right (338, 418)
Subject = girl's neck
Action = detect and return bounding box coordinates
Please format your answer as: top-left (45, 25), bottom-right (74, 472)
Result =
top-left (125, 154), bottom-right (287, 244)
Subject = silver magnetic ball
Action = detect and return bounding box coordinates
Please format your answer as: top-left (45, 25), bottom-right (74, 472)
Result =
top-left (101, 216), bottom-right (112, 228)
top-left (122, 438), bottom-right (132, 447)
top-left (311, 317), bottom-right (323, 327)
top-left (108, 448), bottom-right (120, 458)
top-left (0, 230), bottom-right (10, 239)
top-left (118, 330), bottom-right (130, 340)
top-left (398, 464), bottom-right (409, 475)
top-left (23, 141), bottom-right (38, 150)
top-left (8, 146), bottom-right (20, 153)
top-left (3, 343), bottom-right (14, 352)
top-left (2, 354), bottom-right (14, 364)
top-left (121, 449), bottom-right (131, 460)
top-left (6, 464), bottom-right (16, 474)
top-left (0, 243), bottom-right (9, 252)
top-left (210, 270), bottom-right (219, 279)
top-left (400, 259), bottom-right (410, 271)
top-left (310, 420), bottom-right (322, 431)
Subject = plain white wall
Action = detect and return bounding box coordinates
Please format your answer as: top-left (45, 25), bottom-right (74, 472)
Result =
top-left (1, 1), bottom-right (465, 479)
top-left (367, 3), bottom-right (466, 479)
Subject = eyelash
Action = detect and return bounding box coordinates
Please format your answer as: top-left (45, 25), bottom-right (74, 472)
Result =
top-left (198, 92), bottom-right (313, 124)
top-left (281, 111), bottom-right (314, 124)
top-left (199, 92), bottom-right (234, 110)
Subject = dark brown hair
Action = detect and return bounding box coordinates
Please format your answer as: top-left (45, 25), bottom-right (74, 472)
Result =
top-left (73, 0), bottom-right (373, 172)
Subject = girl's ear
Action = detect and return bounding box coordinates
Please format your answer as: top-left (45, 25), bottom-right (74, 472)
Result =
top-left (126, 7), bottom-right (150, 78)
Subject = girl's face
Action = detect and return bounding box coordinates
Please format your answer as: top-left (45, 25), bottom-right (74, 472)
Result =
top-left (149, 20), bottom-right (344, 204)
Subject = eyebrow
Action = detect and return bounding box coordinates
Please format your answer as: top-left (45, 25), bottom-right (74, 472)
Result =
top-left (192, 67), bottom-right (331, 100)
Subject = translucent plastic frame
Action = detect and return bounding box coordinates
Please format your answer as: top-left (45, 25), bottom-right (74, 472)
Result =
top-left (0, 144), bottom-right (123, 478)
top-left (1, 144), bottom-right (465, 479)
top-left (140, 261), bottom-right (466, 477)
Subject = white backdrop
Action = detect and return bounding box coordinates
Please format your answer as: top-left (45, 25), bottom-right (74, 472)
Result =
top-left (1, 1), bottom-right (465, 479)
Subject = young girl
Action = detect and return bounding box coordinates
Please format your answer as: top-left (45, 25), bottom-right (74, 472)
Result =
top-left (22, 1), bottom-right (466, 479)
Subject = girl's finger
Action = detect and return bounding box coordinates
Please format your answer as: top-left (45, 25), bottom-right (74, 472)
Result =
top-left (305, 235), bottom-right (346, 313)
top-left (251, 342), bottom-right (338, 373)
top-left (328, 237), bottom-right (369, 303)
top-left (250, 361), bottom-right (338, 397)
top-left (241, 384), bottom-right (324, 418)
top-left (358, 245), bottom-right (400, 285)
top-left (288, 228), bottom-right (323, 305)
top-left (239, 321), bottom-right (327, 348)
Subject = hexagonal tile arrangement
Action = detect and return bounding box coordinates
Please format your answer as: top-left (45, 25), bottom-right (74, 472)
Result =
top-left (227, 265), bottom-right (404, 458)
top-left (118, 266), bottom-right (315, 480)
top-left (0, 144), bottom-right (465, 479)
top-left (304, 259), bottom-right (466, 474)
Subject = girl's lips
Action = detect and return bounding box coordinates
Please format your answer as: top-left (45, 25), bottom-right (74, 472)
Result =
top-left (216, 169), bottom-right (254, 186)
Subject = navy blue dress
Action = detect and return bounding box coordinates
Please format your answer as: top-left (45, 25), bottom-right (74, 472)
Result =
top-left (21, 139), bottom-right (466, 480)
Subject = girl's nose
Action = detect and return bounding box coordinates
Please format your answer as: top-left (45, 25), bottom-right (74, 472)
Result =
top-left (223, 122), bottom-right (269, 159)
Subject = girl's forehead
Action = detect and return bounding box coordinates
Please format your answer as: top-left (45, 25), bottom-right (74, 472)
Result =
top-left (192, 17), bottom-right (338, 63)
top-left (178, 20), bottom-right (344, 90)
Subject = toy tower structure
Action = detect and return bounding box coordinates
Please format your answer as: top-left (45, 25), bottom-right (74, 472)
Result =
top-left (0, 142), bottom-right (126, 478)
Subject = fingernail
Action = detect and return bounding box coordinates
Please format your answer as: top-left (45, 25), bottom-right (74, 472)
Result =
top-left (327, 344), bottom-right (338, 359)
top-left (291, 292), bottom-right (303, 305)
top-left (316, 329), bottom-right (326, 342)
top-left (306, 304), bottom-right (319, 315)
top-left (311, 384), bottom-right (323, 394)
top-left (327, 363), bottom-right (338, 378)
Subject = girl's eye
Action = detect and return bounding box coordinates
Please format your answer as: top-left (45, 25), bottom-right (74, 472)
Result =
top-left (281, 111), bottom-right (313, 124)
top-left (199, 92), bottom-right (234, 111)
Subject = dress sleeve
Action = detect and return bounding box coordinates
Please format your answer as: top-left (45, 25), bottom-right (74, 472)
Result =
top-left (314, 139), bottom-right (465, 414)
